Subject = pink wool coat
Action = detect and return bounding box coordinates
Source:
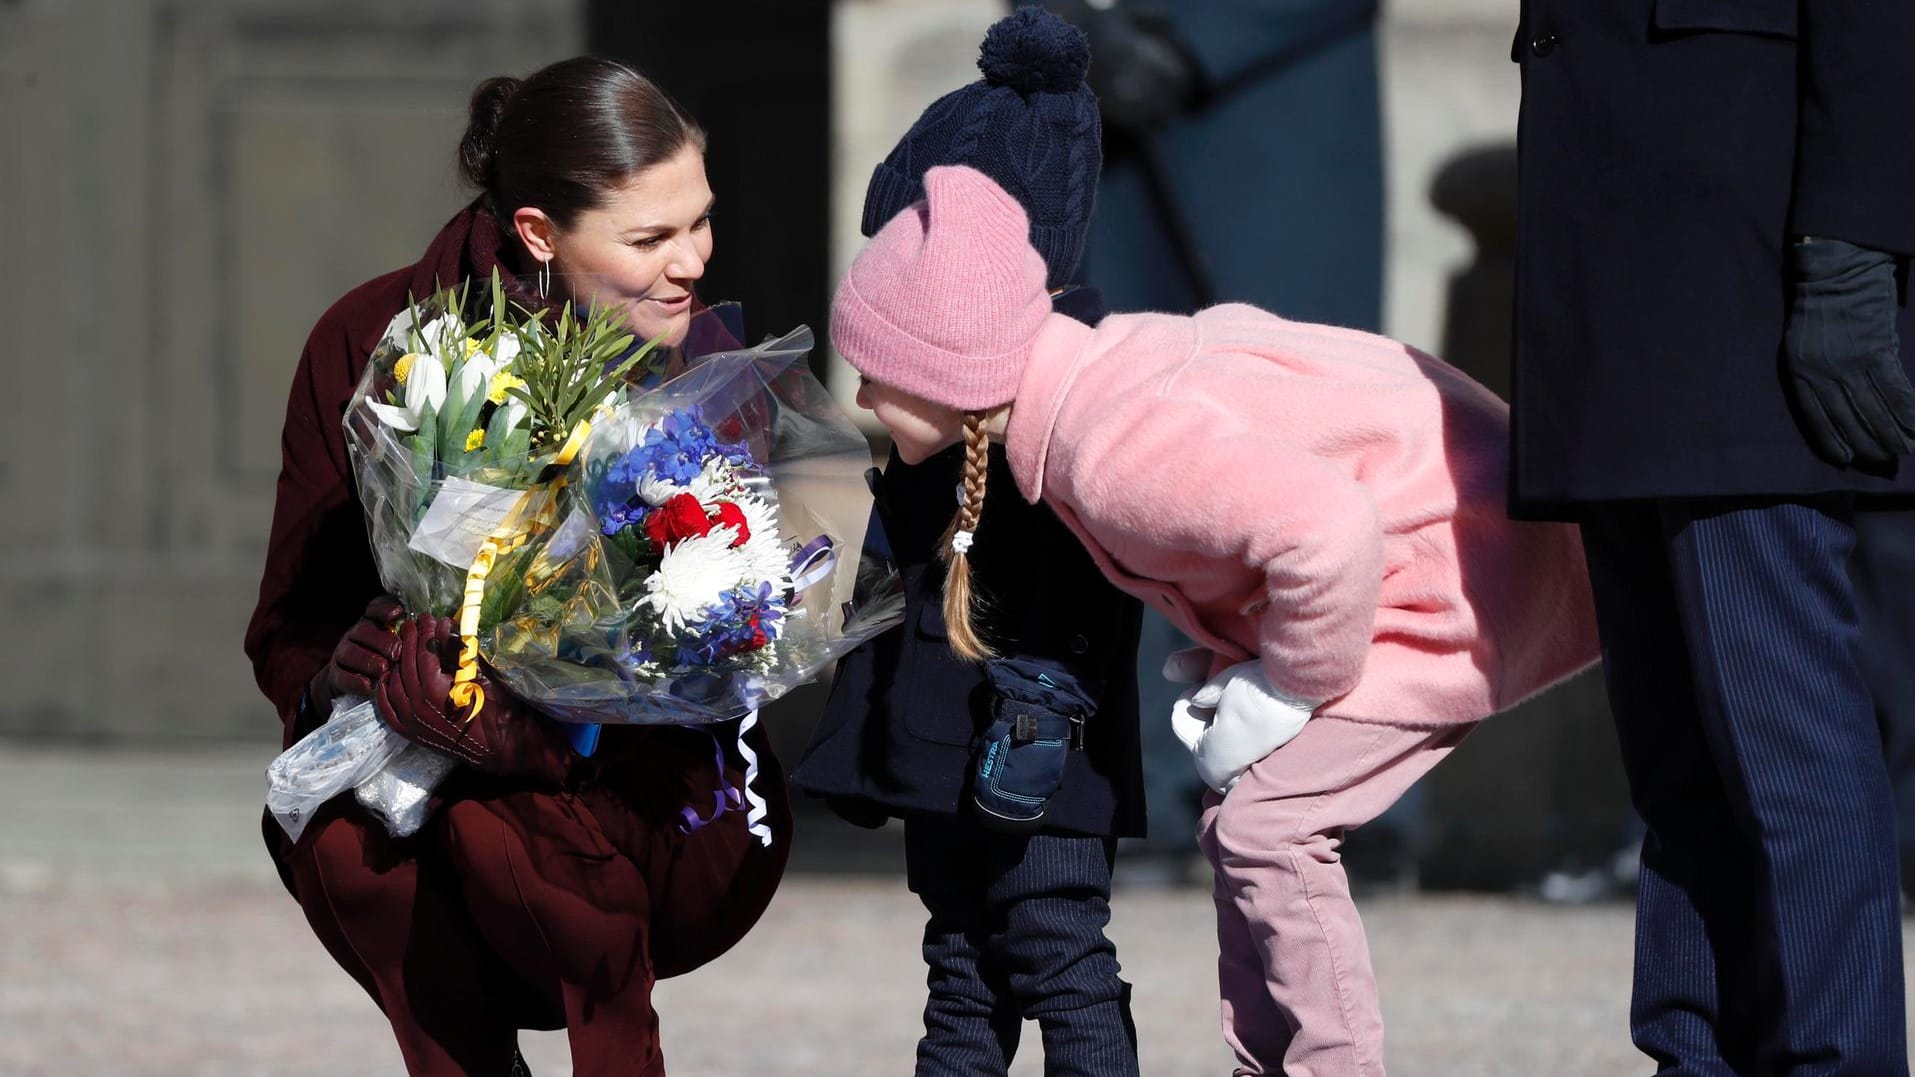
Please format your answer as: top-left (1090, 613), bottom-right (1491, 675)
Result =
top-left (1002, 303), bottom-right (1601, 728)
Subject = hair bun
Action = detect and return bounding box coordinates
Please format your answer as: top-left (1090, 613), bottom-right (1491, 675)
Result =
top-left (459, 75), bottom-right (522, 191)
top-left (978, 7), bottom-right (1090, 95)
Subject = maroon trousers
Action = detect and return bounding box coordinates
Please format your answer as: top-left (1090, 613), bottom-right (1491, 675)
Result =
top-left (270, 722), bottom-right (791, 1076)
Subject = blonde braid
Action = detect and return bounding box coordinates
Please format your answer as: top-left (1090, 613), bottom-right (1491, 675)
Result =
top-left (940, 412), bottom-right (996, 661)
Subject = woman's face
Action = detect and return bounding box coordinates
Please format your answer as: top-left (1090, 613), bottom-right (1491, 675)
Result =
top-left (531, 143), bottom-right (716, 348)
top-left (856, 377), bottom-right (965, 464)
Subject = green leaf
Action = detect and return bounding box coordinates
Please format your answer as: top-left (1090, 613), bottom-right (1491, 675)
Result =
top-left (485, 396), bottom-right (521, 447)
top-left (445, 373), bottom-right (489, 458)
top-left (478, 544), bottom-right (532, 632)
top-left (414, 407), bottom-right (438, 463)
top-left (501, 427), bottom-right (531, 462)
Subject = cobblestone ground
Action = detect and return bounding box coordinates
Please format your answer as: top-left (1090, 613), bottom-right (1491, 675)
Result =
top-left (2, 744), bottom-right (1907, 1076)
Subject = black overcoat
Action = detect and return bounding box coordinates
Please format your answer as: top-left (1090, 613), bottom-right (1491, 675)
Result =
top-left (1510, 0), bottom-right (1915, 518)
top-left (792, 288), bottom-right (1148, 838)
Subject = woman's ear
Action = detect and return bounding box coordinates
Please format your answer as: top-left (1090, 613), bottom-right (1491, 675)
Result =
top-left (512, 207), bottom-right (559, 263)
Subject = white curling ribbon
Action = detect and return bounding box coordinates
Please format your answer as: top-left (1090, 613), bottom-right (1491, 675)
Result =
top-left (736, 709), bottom-right (773, 847)
top-left (950, 529), bottom-right (976, 555)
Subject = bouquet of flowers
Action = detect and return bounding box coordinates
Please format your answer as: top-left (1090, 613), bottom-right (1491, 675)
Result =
top-left (266, 273), bottom-right (662, 840)
top-left (474, 327), bottom-right (906, 843)
top-left (267, 292), bottom-right (903, 847)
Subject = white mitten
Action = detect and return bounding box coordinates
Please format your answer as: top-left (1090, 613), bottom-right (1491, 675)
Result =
top-left (1169, 659), bottom-right (1316, 795)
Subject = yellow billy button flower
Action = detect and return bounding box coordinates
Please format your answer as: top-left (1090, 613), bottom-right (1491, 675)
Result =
top-left (487, 370), bottom-right (527, 406)
top-left (393, 353), bottom-right (418, 386)
top-left (464, 428), bottom-right (486, 452)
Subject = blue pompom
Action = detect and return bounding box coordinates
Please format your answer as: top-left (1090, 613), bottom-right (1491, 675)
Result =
top-left (978, 7), bottom-right (1091, 95)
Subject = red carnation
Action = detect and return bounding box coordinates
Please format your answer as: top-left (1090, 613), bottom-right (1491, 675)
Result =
top-left (645, 493), bottom-right (715, 549)
top-left (711, 501), bottom-right (751, 547)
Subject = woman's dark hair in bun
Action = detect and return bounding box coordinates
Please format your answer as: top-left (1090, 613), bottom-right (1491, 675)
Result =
top-left (457, 56), bottom-right (704, 228)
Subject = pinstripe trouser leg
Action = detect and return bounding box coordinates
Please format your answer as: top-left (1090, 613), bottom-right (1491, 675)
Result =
top-left (986, 830), bottom-right (1139, 1077)
top-left (906, 814), bottom-right (1139, 1077)
top-left (1583, 498), bottom-right (1907, 1076)
top-left (908, 815), bottom-right (1023, 1077)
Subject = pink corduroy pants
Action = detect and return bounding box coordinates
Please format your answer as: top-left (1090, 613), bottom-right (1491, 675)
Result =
top-left (1197, 716), bottom-right (1473, 1076)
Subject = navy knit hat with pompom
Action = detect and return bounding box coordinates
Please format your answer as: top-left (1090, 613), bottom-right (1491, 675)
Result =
top-left (860, 7), bottom-right (1101, 290)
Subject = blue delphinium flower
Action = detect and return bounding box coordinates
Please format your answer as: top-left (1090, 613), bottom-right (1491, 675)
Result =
top-left (595, 410), bottom-right (756, 535)
top-left (636, 411), bottom-right (748, 486)
top-left (599, 497), bottom-right (651, 537)
top-left (617, 633), bottom-right (655, 675)
top-left (678, 581), bottom-right (786, 666)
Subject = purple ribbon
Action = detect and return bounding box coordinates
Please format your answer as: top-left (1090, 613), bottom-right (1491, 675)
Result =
top-left (677, 729), bottom-right (747, 835)
top-left (789, 535), bottom-right (836, 594)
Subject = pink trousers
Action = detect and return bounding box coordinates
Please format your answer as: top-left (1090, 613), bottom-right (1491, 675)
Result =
top-left (1197, 716), bottom-right (1471, 1076)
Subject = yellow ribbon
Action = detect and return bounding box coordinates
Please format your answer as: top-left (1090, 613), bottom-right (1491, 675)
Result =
top-left (449, 417), bottom-right (598, 723)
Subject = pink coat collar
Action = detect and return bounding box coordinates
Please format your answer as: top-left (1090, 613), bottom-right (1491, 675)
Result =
top-left (1004, 313), bottom-right (1096, 504)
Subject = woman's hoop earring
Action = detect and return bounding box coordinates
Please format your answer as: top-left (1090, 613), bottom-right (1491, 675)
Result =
top-left (537, 258), bottom-right (552, 302)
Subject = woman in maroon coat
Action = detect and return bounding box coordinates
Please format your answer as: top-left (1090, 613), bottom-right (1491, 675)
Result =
top-left (243, 57), bottom-right (790, 1076)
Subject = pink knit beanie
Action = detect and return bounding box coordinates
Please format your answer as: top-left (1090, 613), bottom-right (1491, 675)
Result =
top-left (831, 165), bottom-right (1053, 412)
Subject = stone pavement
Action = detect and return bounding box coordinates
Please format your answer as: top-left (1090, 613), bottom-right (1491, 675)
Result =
top-left (0, 742), bottom-right (1904, 1076)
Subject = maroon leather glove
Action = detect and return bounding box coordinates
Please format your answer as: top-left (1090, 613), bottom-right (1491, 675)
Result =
top-left (373, 614), bottom-right (577, 784)
top-left (307, 596), bottom-right (406, 718)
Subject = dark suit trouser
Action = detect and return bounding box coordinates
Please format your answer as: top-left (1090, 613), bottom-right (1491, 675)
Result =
top-left (1581, 499), bottom-right (1907, 1076)
top-left (1853, 509), bottom-right (1915, 877)
top-left (903, 814), bottom-right (1138, 1077)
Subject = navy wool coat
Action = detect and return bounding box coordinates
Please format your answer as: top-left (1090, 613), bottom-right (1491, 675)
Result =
top-left (792, 287), bottom-right (1147, 838)
top-left (1510, 0), bottom-right (1915, 518)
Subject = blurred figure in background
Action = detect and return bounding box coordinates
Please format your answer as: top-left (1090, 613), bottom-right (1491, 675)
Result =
top-left (1026, 0), bottom-right (1389, 882)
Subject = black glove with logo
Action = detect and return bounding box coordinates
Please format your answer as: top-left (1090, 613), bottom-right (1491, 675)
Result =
top-left (971, 657), bottom-right (1097, 832)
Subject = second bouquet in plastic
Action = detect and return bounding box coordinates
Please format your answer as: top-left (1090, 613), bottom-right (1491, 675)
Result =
top-left (475, 326), bottom-right (904, 843)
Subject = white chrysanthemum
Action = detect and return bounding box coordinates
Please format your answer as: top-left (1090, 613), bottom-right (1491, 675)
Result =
top-left (643, 530), bottom-right (750, 634)
top-left (734, 495), bottom-right (793, 589)
top-left (700, 458), bottom-right (746, 496)
top-left (636, 460), bottom-right (733, 508)
top-left (636, 474), bottom-right (687, 507)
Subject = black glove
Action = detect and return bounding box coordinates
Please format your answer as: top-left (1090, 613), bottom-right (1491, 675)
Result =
top-left (373, 615), bottom-right (578, 784)
top-left (1045, 0), bottom-right (1196, 132)
top-left (1783, 237), bottom-right (1915, 467)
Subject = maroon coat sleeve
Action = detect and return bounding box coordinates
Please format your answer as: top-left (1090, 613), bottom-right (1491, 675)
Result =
top-left (244, 273), bottom-right (406, 739)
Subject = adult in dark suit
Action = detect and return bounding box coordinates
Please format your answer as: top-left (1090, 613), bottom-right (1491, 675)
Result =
top-left (1511, 1), bottom-right (1915, 1070)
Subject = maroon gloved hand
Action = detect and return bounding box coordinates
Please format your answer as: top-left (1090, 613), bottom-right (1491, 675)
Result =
top-left (373, 614), bottom-right (577, 784)
top-left (310, 596), bottom-right (406, 716)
